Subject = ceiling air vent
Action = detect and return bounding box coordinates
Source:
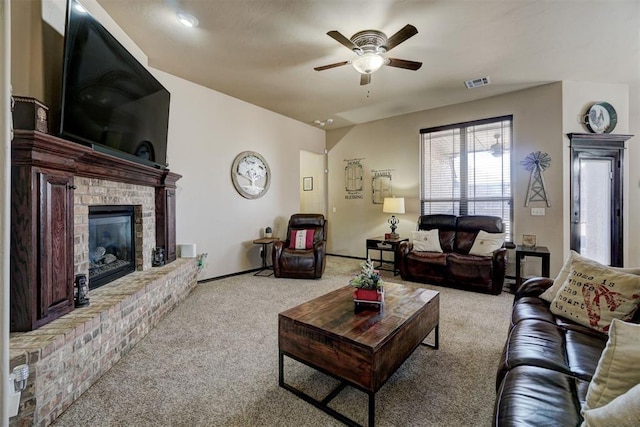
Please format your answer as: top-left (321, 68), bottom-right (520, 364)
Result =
top-left (464, 76), bottom-right (491, 89)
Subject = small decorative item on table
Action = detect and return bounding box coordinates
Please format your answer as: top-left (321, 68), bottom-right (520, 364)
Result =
top-left (350, 258), bottom-right (384, 311)
top-left (522, 234), bottom-right (537, 248)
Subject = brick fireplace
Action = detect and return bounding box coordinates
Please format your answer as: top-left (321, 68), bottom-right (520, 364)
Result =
top-left (74, 177), bottom-right (156, 284)
top-left (9, 130), bottom-right (197, 426)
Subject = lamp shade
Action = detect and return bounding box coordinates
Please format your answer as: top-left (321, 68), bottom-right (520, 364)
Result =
top-left (382, 197), bottom-right (405, 214)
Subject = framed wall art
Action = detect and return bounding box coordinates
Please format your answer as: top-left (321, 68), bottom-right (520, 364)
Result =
top-left (303, 176), bottom-right (313, 191)
top-left (231, 151), bottom-right (271, 199)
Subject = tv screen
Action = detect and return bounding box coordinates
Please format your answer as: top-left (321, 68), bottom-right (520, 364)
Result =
top-left (59, 0), bottom-right (170, 168)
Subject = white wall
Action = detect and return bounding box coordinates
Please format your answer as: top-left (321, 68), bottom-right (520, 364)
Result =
top-left (327, 82), bottom-right (637, 277)
top-left (153, 69), bottom-right (325, 280)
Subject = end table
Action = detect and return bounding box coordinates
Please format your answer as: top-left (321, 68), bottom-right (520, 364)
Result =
top-left (515, 245), bottom-right (550, 289)
top-left (253, 237), bottom-right (279, 276)
top-left (365, 236), bottom-right (408, 276)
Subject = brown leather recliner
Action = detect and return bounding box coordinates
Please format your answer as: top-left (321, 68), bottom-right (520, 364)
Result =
top-left (272, 213), bottom-right (327, 279)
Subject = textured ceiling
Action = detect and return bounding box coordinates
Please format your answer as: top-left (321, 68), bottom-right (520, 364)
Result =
top-left (95, 0), bottom-right (640, 129)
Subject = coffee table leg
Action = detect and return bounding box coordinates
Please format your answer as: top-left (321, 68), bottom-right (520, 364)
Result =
top-left (279, 351), bottom-right (284, 386)
top-left (421, 324), bottom-right (439, 349)
top-left (368, 392), bottom-right (375, 427)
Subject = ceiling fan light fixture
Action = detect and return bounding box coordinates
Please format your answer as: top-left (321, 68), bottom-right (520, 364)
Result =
top-left (351, 52), bottom-right (385, 74)
top-left (177, 12), bottom-right (199, 28)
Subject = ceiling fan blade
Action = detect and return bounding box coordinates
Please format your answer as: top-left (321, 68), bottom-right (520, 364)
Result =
top-left (314, 61), bottom-right (350, 71)
top-left (383, 24), bottom-right (418, 51)
top-left (386, 58), bottom-right (423, 70)
top-left (360, 73), bottom-right (371, 86)
top-left (327, 30), bottom-right (362, 52)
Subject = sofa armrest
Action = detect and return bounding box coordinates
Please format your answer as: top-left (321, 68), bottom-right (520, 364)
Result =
top-left (397, 240), bottom-right (412, 257)
top-left (314, 240), bottom-right (327, 277)
top-left (515, 277), bottom-right (554, 300)
top-left (272, 240), bottom-right (285, 276)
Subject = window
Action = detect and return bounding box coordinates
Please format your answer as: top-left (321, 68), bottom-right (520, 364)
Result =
top-left (420, 116), bottom-right (513, 240)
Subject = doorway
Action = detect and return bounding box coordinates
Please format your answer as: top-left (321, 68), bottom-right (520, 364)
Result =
top-left (569, 134), bottom-right (629, 266)
top-left (299, 150), bottom-right (326, 215)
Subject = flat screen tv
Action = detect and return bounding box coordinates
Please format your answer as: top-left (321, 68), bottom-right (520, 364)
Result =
top-left (59, 0), bottom-right (170, 168)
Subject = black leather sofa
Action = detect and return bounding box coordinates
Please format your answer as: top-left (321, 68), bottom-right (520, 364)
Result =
top-left (493, 276), bottom-right (640, 426)
top-left (397, 215), bottom-right (507, 294)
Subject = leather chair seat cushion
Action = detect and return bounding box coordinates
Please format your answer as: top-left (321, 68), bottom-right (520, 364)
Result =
top-left (447, 252), bottom-right (493, 284)
top-left (498, 319), bottom-right (607, 386)
top-left (405, 251), bottom-right (447, 285)
top-left (407, 251), bottom-right (447, 264)
top-left (494, 365), bottom-right (587, 427)
top-left (279, 248), bottom-right (316, 273)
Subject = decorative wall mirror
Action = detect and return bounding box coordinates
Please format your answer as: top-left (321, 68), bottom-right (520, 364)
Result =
top-left (231, 151), bottom-right (271, 199)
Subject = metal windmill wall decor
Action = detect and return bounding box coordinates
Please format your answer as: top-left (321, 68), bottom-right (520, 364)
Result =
top-left (521, 151), bottom-right (551, 207)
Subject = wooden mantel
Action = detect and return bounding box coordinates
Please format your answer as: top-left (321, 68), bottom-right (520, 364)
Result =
top-left (11, 130), bottom-right (181, 187)
top-left (10, 130), bottom-right (181, 331)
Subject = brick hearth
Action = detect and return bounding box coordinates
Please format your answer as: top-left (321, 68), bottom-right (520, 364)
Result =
top-left (9, 258), bottom-right (198, 426)
top-left (9, 130), bottom-right (188, 426)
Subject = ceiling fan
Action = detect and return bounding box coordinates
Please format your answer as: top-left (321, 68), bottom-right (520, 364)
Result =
top-left (314, 24), bottom-right (422, 85)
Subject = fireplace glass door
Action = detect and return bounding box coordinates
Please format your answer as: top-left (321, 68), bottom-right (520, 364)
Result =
top-left (88, 205), bottom-right (136, 289)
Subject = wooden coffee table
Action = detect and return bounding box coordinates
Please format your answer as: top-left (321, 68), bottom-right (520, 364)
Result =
top-left (278, 282), bottom-right (439, 427)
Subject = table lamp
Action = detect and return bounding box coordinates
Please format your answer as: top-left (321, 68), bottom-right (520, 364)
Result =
top-left (382, 197), bottom-right (405, 239)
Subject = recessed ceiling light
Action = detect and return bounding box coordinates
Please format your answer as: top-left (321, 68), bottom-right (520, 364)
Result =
top-left (313, 118), bottom-right (333, 127)
top-left (177, 12), bottom-right (198, 28)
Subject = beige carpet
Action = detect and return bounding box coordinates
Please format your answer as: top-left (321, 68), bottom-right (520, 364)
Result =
top-left (52, 256), bottom-right (513, 427)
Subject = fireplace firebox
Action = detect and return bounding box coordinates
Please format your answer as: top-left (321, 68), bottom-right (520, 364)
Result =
top-left (88, 205), bottom-right (136, 289)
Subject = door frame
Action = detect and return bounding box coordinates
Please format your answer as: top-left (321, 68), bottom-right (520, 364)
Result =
top-left (568, 133), bottom-right (632, 266)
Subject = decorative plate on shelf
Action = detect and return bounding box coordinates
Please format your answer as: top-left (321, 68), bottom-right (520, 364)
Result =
top-left (584, 102), bottom-right (617, 134)
top-left (231, 151), bottom-right (271, 199)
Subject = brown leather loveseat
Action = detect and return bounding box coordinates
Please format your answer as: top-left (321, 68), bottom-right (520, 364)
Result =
top-left (397, 214), bottom-right (507, 294)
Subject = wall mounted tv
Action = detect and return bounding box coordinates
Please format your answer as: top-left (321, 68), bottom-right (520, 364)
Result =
top-left (59, 0), bottom-right (170, 168)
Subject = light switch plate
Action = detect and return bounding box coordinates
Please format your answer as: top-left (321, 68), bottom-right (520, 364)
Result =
top-left (531, 208), bottom-right (545, 216)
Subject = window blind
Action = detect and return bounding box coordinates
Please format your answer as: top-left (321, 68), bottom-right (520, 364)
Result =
top-left (420, 116), bottom-right (513, 240)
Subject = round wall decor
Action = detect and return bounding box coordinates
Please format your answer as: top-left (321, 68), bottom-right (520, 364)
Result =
top-left (231, 151), bottom-right (271, 199)
top-left (584, 102), bottom-right (617, 134)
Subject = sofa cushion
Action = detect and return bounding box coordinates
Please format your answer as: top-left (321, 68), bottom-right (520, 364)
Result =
top-left (289, 229), bottom-right (314, 249)
top-left (498, 319), bottom-right (607, 385)
top-left (550, 260), bottom-right (640, 332)
top-left (411, 230), bottom-right (442, 252)
top-left (541, 250), bottom-right (640, 303)
top-left (511, 296), bottom-right (556, 326)
top-left (583, 319), bottom-right (640, 412)
top-left (455, 215), bottom-right (503, 254)
top-left (447, 252), bottom-right (493, 286)
top-left (494, 365), bottom-right (586, 427)
top-left (405, 251), bottom-right (448, 285)
top-left (583, 382), bottom-right (640, 427)
top-left (469, 230), bottom-right (505, 256)
top-left (418, 214), bottom-right (457, 252)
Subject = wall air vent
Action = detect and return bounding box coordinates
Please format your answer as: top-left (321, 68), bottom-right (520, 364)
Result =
top-left (464, 76), bottom-right (491, 89)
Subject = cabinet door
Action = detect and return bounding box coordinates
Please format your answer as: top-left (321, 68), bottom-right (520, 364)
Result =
top-left (36, 170), bottom-right (75, 325)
